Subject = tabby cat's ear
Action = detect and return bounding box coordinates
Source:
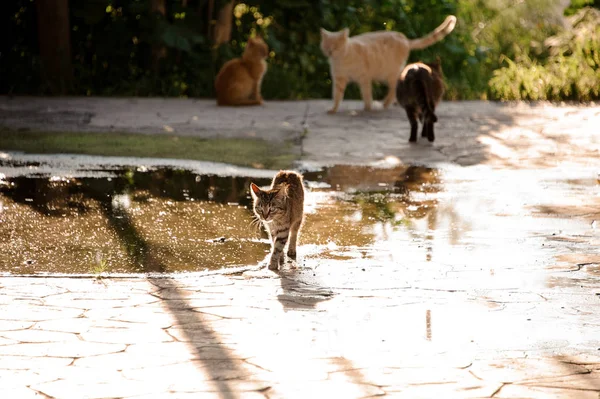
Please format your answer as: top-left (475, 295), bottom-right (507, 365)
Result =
top-left (342, 28), bottom-right (349, 38)
top-left (320, 28), bottom-right (327, 37)
top-left (250, 183), bottom-right (261, 197)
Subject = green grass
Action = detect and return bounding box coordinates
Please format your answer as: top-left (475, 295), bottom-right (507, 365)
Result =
top-left (0, 128), bottom-right (297, 170)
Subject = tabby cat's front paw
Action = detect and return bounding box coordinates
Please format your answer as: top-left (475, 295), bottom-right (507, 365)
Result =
top-left (268, 253), bottom-right (282, 270)
top-left (327, 108), bottom-right (338, 114)
top-left (287, 250), bottom-right (296, 259)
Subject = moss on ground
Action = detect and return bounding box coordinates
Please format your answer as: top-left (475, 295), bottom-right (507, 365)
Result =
top-left (0, 128), bottom-right (297, 170)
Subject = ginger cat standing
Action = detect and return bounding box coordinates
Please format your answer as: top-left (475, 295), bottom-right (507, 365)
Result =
top-left (215, 37), bottom-right (269, 106)
top-left (320, 15), bottom-right (456, 114)
top-left (250, 171), bottom-right (305, 270)
top-left (396, 59), bottom-right (445, 143)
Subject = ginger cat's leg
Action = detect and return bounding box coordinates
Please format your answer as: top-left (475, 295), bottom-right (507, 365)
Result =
top-left (358, 79), bottom-right (373, 111)
top-left (384, 76), bottom-right (399, 108)
top-left (328, 75), bottom-right (347, 114)
top-left (226, 76), bottom-right (262, 106)
top-left (253, 79), bottom-right (264, 104)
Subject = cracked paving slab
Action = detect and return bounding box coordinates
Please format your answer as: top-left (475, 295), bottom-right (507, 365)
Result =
top-left (0, 272), bottom-right (598, 398)
top-left (0, 100), bottom-right (599, 398)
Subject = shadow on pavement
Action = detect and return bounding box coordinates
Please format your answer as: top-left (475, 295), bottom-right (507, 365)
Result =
top-left (97, 193), bottom-right (253, 399)
top-left (275, 266), bottom-right (334, 311)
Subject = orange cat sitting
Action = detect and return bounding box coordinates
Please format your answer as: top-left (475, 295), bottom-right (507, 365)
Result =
top-left (214, 37), bottom-right (269, 106)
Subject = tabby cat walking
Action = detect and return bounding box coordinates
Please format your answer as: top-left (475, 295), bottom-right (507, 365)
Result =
top-left (214, 37), bottom-right (269, 106)
top-left (250, 171), bottom-right (305, 270)
top-left (320, 15), bottom-right (456, 114)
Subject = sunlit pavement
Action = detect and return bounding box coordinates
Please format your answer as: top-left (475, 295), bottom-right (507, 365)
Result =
top-left (1, 99), bottom-right (600, 398)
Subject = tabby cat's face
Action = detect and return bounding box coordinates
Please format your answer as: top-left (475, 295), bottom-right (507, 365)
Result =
top-left (250, 183), bottom-right (287, 222)
top-left (320, 28), bottom-right (349, 57)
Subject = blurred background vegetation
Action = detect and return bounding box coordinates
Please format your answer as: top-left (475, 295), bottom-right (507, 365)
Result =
top-left (2, 0), bottom-right (599, 101)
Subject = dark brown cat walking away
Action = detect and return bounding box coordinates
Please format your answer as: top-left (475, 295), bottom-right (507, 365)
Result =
top-left (214, 37), bottom-right (269, 106)
top-left (250, 171), bottom-right (304, 270)
top-left (396, 59), bottom-right (445, 142)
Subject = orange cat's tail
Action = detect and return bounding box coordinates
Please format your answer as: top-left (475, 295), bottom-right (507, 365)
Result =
top-left (409, 15), bottom-right (457, 50)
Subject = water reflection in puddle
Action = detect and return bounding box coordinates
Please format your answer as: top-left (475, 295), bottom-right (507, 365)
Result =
top-left (301, 165), bottom-right (444, 262)
top-left (0, 163), bottom-right (597, 283)
top-left (0, 165), bottom-right (441, 274)
top-left (0, 169), bottom-right (273, 274)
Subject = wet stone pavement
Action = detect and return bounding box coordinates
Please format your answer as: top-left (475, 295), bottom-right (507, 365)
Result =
top-left (0, 99), bottom-right (600, 398)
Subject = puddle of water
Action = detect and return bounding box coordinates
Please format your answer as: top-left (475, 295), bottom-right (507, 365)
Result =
top-left (0, 169), bottom-right (273, 274)
top-left (0, 164), bottom-right (441, 274)
top-left (0, 162), bottom-right (597, 287)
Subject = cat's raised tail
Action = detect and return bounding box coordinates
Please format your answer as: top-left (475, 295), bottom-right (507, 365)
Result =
top-left (409, 15), bottom-right (457, 50)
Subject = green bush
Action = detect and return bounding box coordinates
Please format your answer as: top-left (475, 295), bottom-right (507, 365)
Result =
top-left (227, 0), bottom-right (546, 101)
top-left (489, 7), bottom-right (600, 101)
top-left (3, 0), bottom-right (595, 101)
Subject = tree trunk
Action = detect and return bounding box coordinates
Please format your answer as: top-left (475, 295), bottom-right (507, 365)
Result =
top-left (36, 0), bottom-right (73, 94)
top-left (176, 0), bottom-right (188, 65)
top-left (151, 0), bottom-right (166, 15)
top-left (212, 1), bottom-right (234, 46)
